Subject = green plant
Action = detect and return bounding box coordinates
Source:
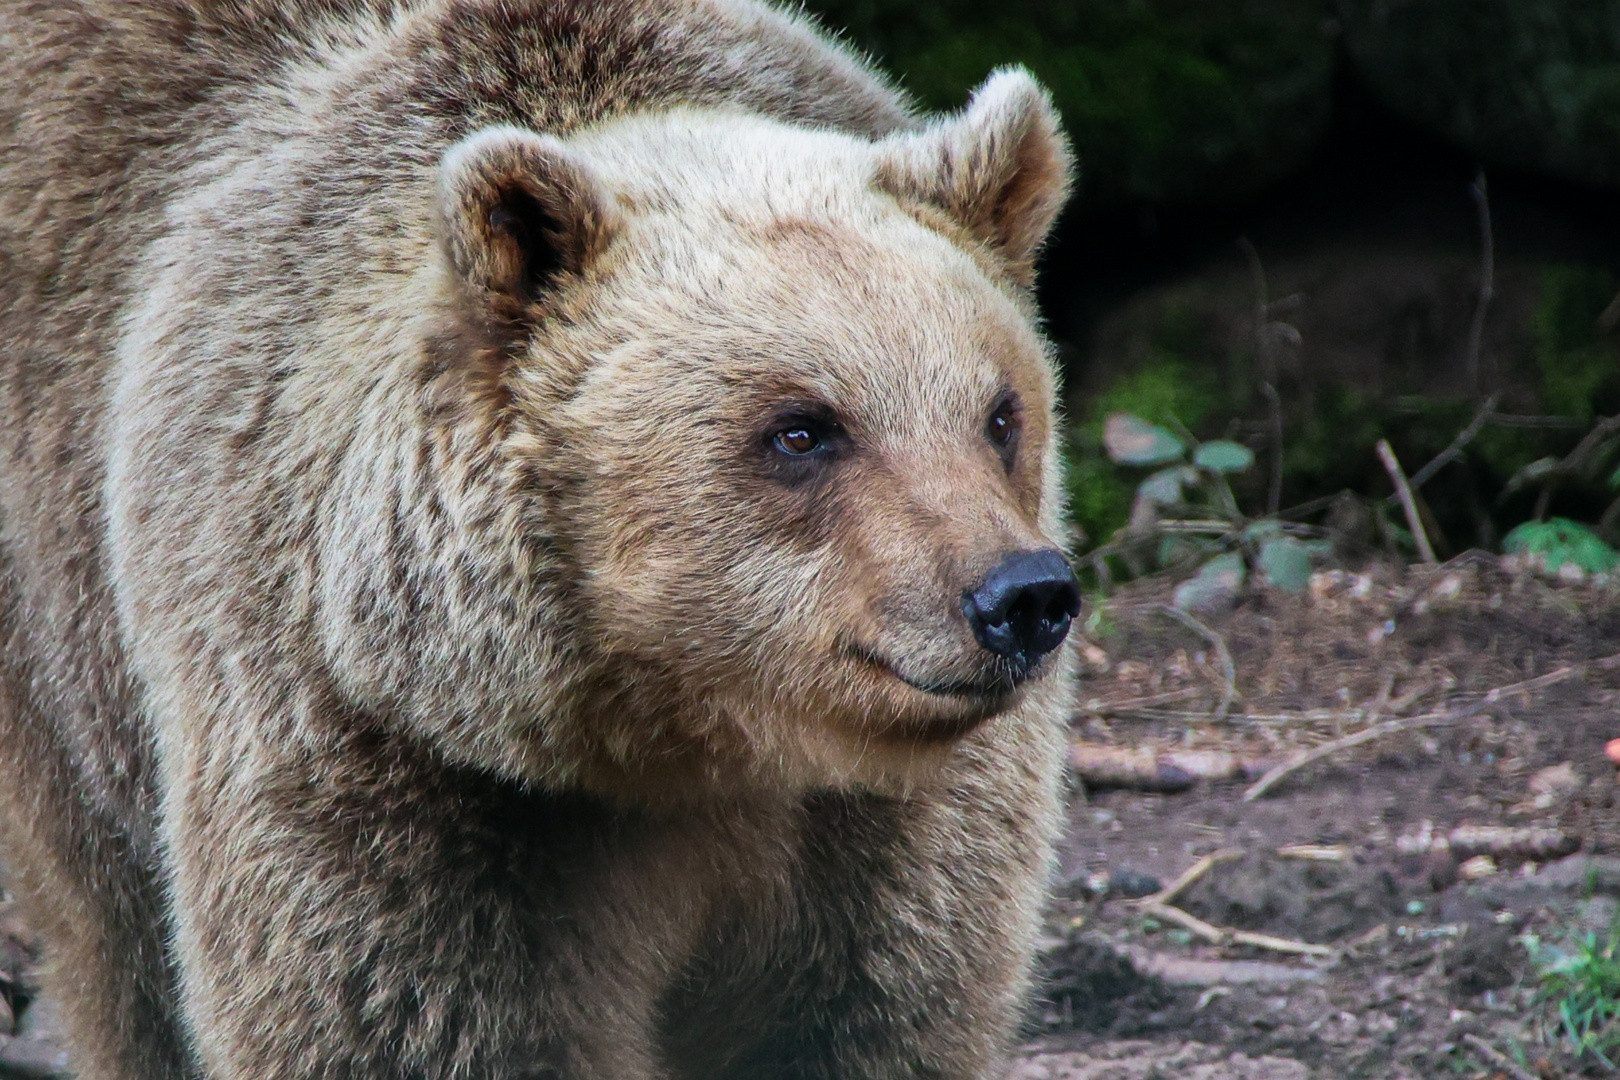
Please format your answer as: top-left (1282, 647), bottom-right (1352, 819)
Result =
top-left (1522, 919), bottom-right (1620, 1069)
top-left (1503, 517), bottom-right (1620, 575)
top-left (1087, 411), bottom-right (1329, 604)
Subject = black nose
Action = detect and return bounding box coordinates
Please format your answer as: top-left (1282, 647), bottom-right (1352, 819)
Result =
top-left (961, 549), bottom-right (1080, 671)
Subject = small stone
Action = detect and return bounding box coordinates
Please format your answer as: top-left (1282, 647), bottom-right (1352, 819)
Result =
top-left (1458, 855), bottom-right (1499, 881)
top-left (1109, 869), bottom-right (1164, 899)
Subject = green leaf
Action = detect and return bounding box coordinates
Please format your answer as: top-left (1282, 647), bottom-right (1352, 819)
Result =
top-left (1137, 465), bottom-right (1197, 505)
top-left (1241, 519), bottom-right (1283, 542)
top-left (1503, 517), bottom-right (1620, 574)
top-left (1611, 463), bottom-right (1620, 491)
top-left (1193, 439), bottom-right (1255, 474)
top-left (1103, 413), bottom-right (1186, 466)
top-left (1173, 552), bottom-right (1246, 611)
top-left (1258, 535), bottom-right (1314, 593)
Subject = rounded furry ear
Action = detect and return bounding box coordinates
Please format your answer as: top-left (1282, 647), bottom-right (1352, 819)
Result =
top-left (875, 68), bottom-right (1074, 287)
top-left (437, 126), bottom-right (617, 320)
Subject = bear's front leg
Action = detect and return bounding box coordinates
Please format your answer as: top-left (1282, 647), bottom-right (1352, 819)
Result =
top-left (659, 707), bottom-right (1067, 1080)
top-left (161, 720), bottom-right (694, 1080)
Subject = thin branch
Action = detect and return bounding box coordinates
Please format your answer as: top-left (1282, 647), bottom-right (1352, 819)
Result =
top-left (1488, 414), bottom-right (1585, 429)
top-left (1395, 392), bottom-right (1499, 498)
top-left (1376, 439), bottom-right (1438, 563)
top-left (1080, 687), bottom-right (1205, 714)
top-left (1157, 604), bottom-right (1237, 720)
top-left (1137, 898), bottom-right (1337, 958)
top-left (1243, 666), bottom-right (1580, 802)
top-left (1135, 849), bottom-right (1244, 908)
top-left (1465, 172), bottom-right (1495, 397)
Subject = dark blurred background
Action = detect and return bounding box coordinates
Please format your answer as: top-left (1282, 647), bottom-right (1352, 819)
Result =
top-left (801, 0), bottom-right (1620, 559)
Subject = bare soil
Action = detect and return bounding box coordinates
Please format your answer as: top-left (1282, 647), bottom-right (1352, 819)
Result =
top-left (1017, 555), bottom-right (1620, 1079)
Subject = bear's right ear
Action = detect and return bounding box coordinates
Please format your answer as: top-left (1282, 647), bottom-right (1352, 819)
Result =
top-left (437, 126), bottom-right (617, 322)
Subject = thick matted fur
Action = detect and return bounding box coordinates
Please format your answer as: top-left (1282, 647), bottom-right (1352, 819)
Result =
top-left (0, 1), bottom-right (1078, 1077)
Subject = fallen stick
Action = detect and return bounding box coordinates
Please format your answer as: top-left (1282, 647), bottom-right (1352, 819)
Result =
top-left (1138, 849), bottom-right (1243, 907)
top-left (1243, 666), bottom-right (1578, 802)
top-left (1138, 900), bottom-right (1337, 958)
top-left (1070, 744), bottom-right (1271, 792)
top-left (1461, 1034), bottom-right (1538, 1080)
top-left (1376, 438), bottom-right (1437, 563)
top-left (1446, 825), bottom-right (1577, 861)
top-left (1123, 944), bottom-right (1325, 987)
top-left (1276, 844), bottom-right (1350, 862)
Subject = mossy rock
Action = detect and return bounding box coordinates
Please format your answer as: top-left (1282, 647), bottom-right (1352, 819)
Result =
top-left (1338, 0), bottom-right (1620, 189)
top-left (803, 0), bottom-right (1337, 210)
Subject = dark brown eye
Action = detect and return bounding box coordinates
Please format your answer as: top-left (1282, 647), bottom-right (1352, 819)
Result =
top-left (987, 398), bottom-right (1020, 448)
top-left (774, 427), bottom-right (822, 456)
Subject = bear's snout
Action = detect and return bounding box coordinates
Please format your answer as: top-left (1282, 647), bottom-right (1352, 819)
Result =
top-left (960, 549), bottom-right (1080, 675)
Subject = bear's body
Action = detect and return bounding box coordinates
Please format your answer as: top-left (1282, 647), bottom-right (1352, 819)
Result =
top-left (0, 2), bottom-right (1078, 1077)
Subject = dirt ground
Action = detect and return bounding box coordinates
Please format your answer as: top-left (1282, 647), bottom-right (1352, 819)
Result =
top-left (0, 556), bottom-right (1615, 1078)
top-left (1015, 554), bottom-right (1620, 1079)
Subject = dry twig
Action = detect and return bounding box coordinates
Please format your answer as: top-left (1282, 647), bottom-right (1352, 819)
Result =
top-left (1131, 850), bottom-right (1337, 958)
top-left (1243, 666), bottom-right (1580, 802)
top-left (1397, 392), bottom-right (1499, 497)
top-left (1137, 849), bottom-right (1243, 907)
top-left (1465, 172), bottom-right (1495, 396)
top-left (1376, 439), bottom-right (1437, 563)
top-left (1079, 687), bottom-right (1203, 715)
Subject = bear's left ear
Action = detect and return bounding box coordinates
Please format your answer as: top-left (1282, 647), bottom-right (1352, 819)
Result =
top-left (874, 68), bottom-right (1074, 287)
top-left (437, 125), bottom-right (618, 322)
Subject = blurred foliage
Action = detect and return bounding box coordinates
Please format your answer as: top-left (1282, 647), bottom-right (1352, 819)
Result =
top-left (1530, 265), bottom-right (1620, 423)
top-left (802, 0), bottom-right (1336, 209)
top-left (1338, 0), bottom-right (1620, 189)
top-left (1064, 358), bottom-right (1220, 545)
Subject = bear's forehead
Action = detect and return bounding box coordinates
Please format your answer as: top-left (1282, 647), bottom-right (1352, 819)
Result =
top-left (562, 112), bottom-right (1052, 429)
top-left (570, 110), bottom-right (887, 218)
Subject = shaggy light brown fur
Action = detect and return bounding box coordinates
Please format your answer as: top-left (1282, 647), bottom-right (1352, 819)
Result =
top-left (0, 1), bottom-right (1078, 1077)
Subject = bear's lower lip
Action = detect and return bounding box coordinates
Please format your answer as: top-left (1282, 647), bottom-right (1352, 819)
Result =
top-left (842, 641), bottom-right (1015, 700)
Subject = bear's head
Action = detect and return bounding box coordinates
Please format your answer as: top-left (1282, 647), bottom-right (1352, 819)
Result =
top-left (433, 70), bottom-right (1076, 798)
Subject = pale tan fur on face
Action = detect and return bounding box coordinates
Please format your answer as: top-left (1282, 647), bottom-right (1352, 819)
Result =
top-left (487, 99), bottom-right (1071, 794)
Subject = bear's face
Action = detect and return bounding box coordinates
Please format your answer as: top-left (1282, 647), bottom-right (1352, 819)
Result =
top-left (438, 72), bottom-right (1075, 793)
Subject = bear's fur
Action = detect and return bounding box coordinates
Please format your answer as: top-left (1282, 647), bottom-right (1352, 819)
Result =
top-left (0, 1), bottom-right (1078, 1077)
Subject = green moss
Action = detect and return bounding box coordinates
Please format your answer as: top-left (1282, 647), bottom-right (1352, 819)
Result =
top-left (1532, 264), bottom-right (1620, 422)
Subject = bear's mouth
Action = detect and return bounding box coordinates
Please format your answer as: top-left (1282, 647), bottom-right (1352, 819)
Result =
top-left (841, 640), bottom-right (1017, 700)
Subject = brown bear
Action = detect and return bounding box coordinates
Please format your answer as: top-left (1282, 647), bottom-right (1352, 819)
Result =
top-left (0, 1), bottom-right (1079, 1077)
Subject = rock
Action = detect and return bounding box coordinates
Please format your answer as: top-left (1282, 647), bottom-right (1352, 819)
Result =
top-left (1338, 0), bottom-right (1620, 189)
top-left (1108, 869), bottom-right (1164, 900)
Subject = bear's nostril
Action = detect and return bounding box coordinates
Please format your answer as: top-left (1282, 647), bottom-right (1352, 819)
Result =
top-left (962, 549), bottom-right (1080, 674)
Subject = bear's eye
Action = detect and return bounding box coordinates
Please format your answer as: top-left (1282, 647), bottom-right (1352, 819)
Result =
top-left (775, 427), bottom-right (822, 456)
top-left (986, 393), bottom-right (1021, 467)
